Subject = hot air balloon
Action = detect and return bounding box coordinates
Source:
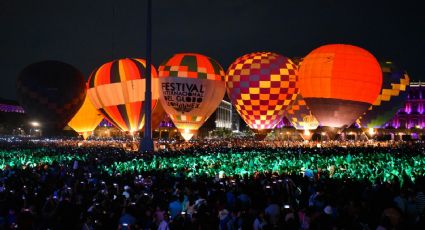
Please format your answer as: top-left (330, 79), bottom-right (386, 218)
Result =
top-left (147, 102), bottom-right (166, 131)
top-left (286, 94), bottom-right (319, 130)
top-left (226, 52), bottom-right (298, 139)
top-left (87, 58), bottom-right (159, 133)
top-left (68, 94), bottom-right (104, 139)
top-left (357, 61), bottom-right (410, 128)
top-left (158, 53), bottom-right (226, 141)
top-left (16, 61), bottom-right (86, 133)
top-left (286, 94), bottom-right (319, 141)
top-left (276, 117), bottom-right (292, 129)
top-left (298, 44), bottom-right (383, 128)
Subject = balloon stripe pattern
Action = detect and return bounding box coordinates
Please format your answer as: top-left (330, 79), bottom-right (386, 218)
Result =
top-left (87, 58), bottom-right (158, 132)
top-left (170, 114), bottom-right (203, 122)
top-left (226, 52), bottom-right (298, 130)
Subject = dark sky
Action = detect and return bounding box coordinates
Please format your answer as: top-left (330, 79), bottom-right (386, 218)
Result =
top-left (1, 0), bottom-right (424, 100)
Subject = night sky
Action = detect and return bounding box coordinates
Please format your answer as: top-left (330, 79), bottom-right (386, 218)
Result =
top-left (1, 0), bottom-right (424, 100)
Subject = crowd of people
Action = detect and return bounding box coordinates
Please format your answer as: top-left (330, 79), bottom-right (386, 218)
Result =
top-left (0, 137), bottom-right (425, 229)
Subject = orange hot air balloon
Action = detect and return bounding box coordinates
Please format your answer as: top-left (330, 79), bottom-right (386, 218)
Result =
top-left (68, 95), bottom-right (104, 139)
top-left (158, 53), bottom-right (226, 141)
top-left (298, 44), bottom-right (383, 128)
top-left (151, 102), bottom-right (166, 131)
top-left (226, 52), bottom-right (298, 135)
top-left (87, 58), bottom-right (159, 132)
top-left (141, 102), bottom-right (166, 132)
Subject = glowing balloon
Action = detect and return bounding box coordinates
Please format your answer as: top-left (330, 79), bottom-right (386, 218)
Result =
top-left (16, 61), bottom-right (86, 132)
top-left (298, 44), bottom-right (382, 128)
top-left (158, 53), bottom-right (226, 140)
top-left (276, 117), bottom-right (292, 128)
top-left (357, 61), bottom-right (410, 128)
top-left (299, 129), bottom-right (314, 141)
top-left (68, 95), bottom-right (104, 139)
top-left (142, 102), bottom-right (166, 132)
top-left (226, 52), bottom-right (298, 133)
top-left (87, 58), bottom-right (159, 132)
top-left (286, 94), bottom-right (319, 130)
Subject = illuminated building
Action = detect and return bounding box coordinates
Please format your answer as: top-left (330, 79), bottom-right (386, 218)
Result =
top-left (231, 105), bottom-right (241, 131)
top-left (215, 100), bottom-right (232, 129)
top-left (386, 82), bottom-right (425, 129)
top-left (197, 100), bottom-right (234, 138)
top-left (0, 98), bottom-right (26, 134)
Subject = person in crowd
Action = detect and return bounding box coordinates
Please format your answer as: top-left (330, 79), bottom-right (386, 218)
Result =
top-left (0, 136), bottom-right (424, 229)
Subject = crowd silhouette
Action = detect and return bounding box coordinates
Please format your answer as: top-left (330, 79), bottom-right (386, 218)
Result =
top-left (0, 137), bottom-right (425, 229)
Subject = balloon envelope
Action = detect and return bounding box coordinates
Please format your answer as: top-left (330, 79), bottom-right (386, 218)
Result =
top-left (276, 117), bottom-right (292, 128)
top-left (298, 44), bottom-right (382, 128)
top-left (150, 102), bottom-right (166, 131)
top-left (87, 58), bottom-right (159, 132)
top-left (358, 62), bottom-right (410, 128)
top-left (286, 94), bottom-right (319, 130)
top-left (141, 102), bottom-right (166, 132)
top-left (226, 52), bottom-right (298, 130)
top-left (16, 60), bottom-right (86, 131)
top-left (158, 53), bottom-right (226, 141)
top-left (68, 94), bottom-right (104, 139)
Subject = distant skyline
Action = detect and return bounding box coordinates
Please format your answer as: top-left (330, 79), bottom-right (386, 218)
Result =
top-left (1, 0), bottom-right (424, 100)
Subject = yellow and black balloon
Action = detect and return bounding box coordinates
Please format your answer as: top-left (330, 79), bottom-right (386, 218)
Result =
top-left (286, 94), bottom-right (319, 128)
top-left (357, 61), bottom-right (410, 128)
top-left (285, 94), bottom-right (320, 141)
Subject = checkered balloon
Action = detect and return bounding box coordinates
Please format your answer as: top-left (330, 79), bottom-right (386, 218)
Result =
top-left (357, 62), bottom-right (410, 128)
top-left (16, 60), bottom-right (86, 131)
top-left (226, 52), bottom-right (298, 130)
top-left (286, 94), bottom-right (319, 130)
